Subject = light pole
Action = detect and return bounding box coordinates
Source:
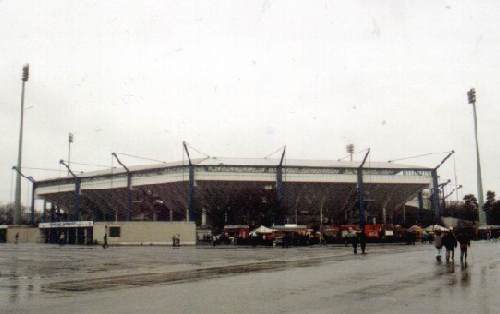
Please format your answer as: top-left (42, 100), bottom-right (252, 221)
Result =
top-left (14, 64), bottom-right (29, 225)
top-left (467, 88), bottom-right (486, 225)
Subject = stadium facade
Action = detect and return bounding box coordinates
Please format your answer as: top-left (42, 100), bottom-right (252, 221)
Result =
top-left (33, 157), bottom-right (436, 229)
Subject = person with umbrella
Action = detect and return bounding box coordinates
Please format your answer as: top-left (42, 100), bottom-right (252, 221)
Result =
top-left (434, 229), bottom-right (443, 262)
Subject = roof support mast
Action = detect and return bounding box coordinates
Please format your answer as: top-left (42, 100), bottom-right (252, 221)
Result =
top-left (12, 166), bottom-right (36, 225)
top-left (357, 149), bottom-right (370, 230)
top-left (276, 146), bottom-right (286, 224)
top-left (431, 150), bottom-right (454, 224)
top-left (60, 159), bottom-right (81, 221)
top-left (183, 141), bottom-right (195, 222)
top-left (112, 153), bottom-right (132, 221)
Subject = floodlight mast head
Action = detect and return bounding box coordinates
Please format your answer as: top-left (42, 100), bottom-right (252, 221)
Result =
top-left (467, 88), bottom-right (476, 104)
top-left (22, 64), bottom-right (29, 82)
top-left (346, 144), bottom-right (355, 161)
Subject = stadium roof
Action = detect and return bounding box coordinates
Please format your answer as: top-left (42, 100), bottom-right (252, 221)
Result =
top-left (39, 157), bottom-right (432, 183)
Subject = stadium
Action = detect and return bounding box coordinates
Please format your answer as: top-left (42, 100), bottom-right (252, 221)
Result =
top-left (23, 147), bottom-right (444, 244)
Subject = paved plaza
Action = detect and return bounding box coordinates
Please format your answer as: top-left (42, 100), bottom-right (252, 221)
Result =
top-left (1, 242), bottom-right (500, 313)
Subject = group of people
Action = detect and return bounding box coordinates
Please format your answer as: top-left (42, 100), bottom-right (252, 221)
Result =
top-left (434, 228), bottom-right (471, 264)
top-left (345, 227), bottom-right (367, 254)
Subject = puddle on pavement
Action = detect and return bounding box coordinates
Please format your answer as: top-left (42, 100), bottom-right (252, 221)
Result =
top-left (43, 249), bottom-right (412, 293)
top-left (43, 258), bottom-right (328, 293)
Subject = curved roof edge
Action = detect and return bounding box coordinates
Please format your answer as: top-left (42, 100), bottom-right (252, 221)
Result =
top-left (37, 156), bottom-right (432, 183)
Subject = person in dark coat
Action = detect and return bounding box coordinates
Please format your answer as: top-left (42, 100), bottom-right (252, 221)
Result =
top-left (456, 230), bottom-right (471, 264)
top-left (346, 228), bottom-right (358, 254)
top-left (359, 229), bottom-right (367, 254)
top-left (442, 230), bottom-right (457, 262)
top-left (102, 225), bottom-right (108, 249)
top-left (103, 233), bottom-right (108, 249)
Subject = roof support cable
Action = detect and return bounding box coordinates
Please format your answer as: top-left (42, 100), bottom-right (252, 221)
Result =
top-left (184, 141), bottom-right (210, 159)
top-left (264, 145), bottom-right (286, 159)
top-left (59, 160), bottom-right (111, 168)
top-left (387, 151), bottom-right (453, 163)
top-left (115, 152), bottom-right (168, 164)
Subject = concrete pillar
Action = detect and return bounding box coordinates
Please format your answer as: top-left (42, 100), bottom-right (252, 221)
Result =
top-left (417, 191), bottom-right (424, 224)
top-left (83, 228), bottom-right (88, 245)
top-left (382, 207), bottom-right (387, 225)
top-left (169, 209), bottom-right (173, 221)
top-left (42, 200), bottom-right (47, 223)
top-left (126, 173), bottom-right (132, 221)
top-left (74, 178), bottom-right (81, 221)
top-left (201, 208), bottom-right (207, 226)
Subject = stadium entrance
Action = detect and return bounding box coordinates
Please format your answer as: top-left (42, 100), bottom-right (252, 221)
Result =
top-left (39, 221), bottom-right (93, 245)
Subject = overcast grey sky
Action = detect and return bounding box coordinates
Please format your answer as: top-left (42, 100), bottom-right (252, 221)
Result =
top-left (1, 0), bottom-right (499, 206)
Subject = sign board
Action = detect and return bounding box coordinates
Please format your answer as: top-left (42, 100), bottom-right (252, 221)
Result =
top-left (39, 221), bottom-right (93, 228)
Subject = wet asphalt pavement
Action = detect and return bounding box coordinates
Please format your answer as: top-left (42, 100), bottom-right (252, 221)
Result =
top-left (1, 241), bottom-right (500, 314)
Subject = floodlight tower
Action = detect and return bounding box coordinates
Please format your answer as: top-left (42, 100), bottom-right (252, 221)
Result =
top-left (467, 88), bottom-right (486, 225)
top-left (14, 64), bottom-right (29, 225)
top-left (346, 144), bottom-right (355, 162)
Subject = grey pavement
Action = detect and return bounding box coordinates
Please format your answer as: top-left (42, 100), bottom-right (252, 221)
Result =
top-left (1, 242), bottom-right (499, 313)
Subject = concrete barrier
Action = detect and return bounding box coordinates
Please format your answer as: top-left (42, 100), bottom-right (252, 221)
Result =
top-left (5, 225), bottom-right (41, 243)
top-left (93, 221), bottom-right (196, 246)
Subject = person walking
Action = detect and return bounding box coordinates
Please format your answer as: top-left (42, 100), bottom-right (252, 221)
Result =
top-left (347, 228), bottom-right (358, 254)
top-left (359, 229), bottom-right (367, 254)
top-left (15, 232), bottom-right (19, 244)
top-left (456, 230), bottom-right (471, 265)
top-left (58, 232), bottom-right (65, 246)
top-left (443, 230), bottom-right (457, 263)
top-left (434, 230), bottom-right (443, 262)
top-left (102, 226), bottom-right (108, 249)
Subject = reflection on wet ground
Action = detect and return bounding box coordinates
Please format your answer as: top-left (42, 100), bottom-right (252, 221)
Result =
top-left (1, 242), bottom-right (500, 313)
